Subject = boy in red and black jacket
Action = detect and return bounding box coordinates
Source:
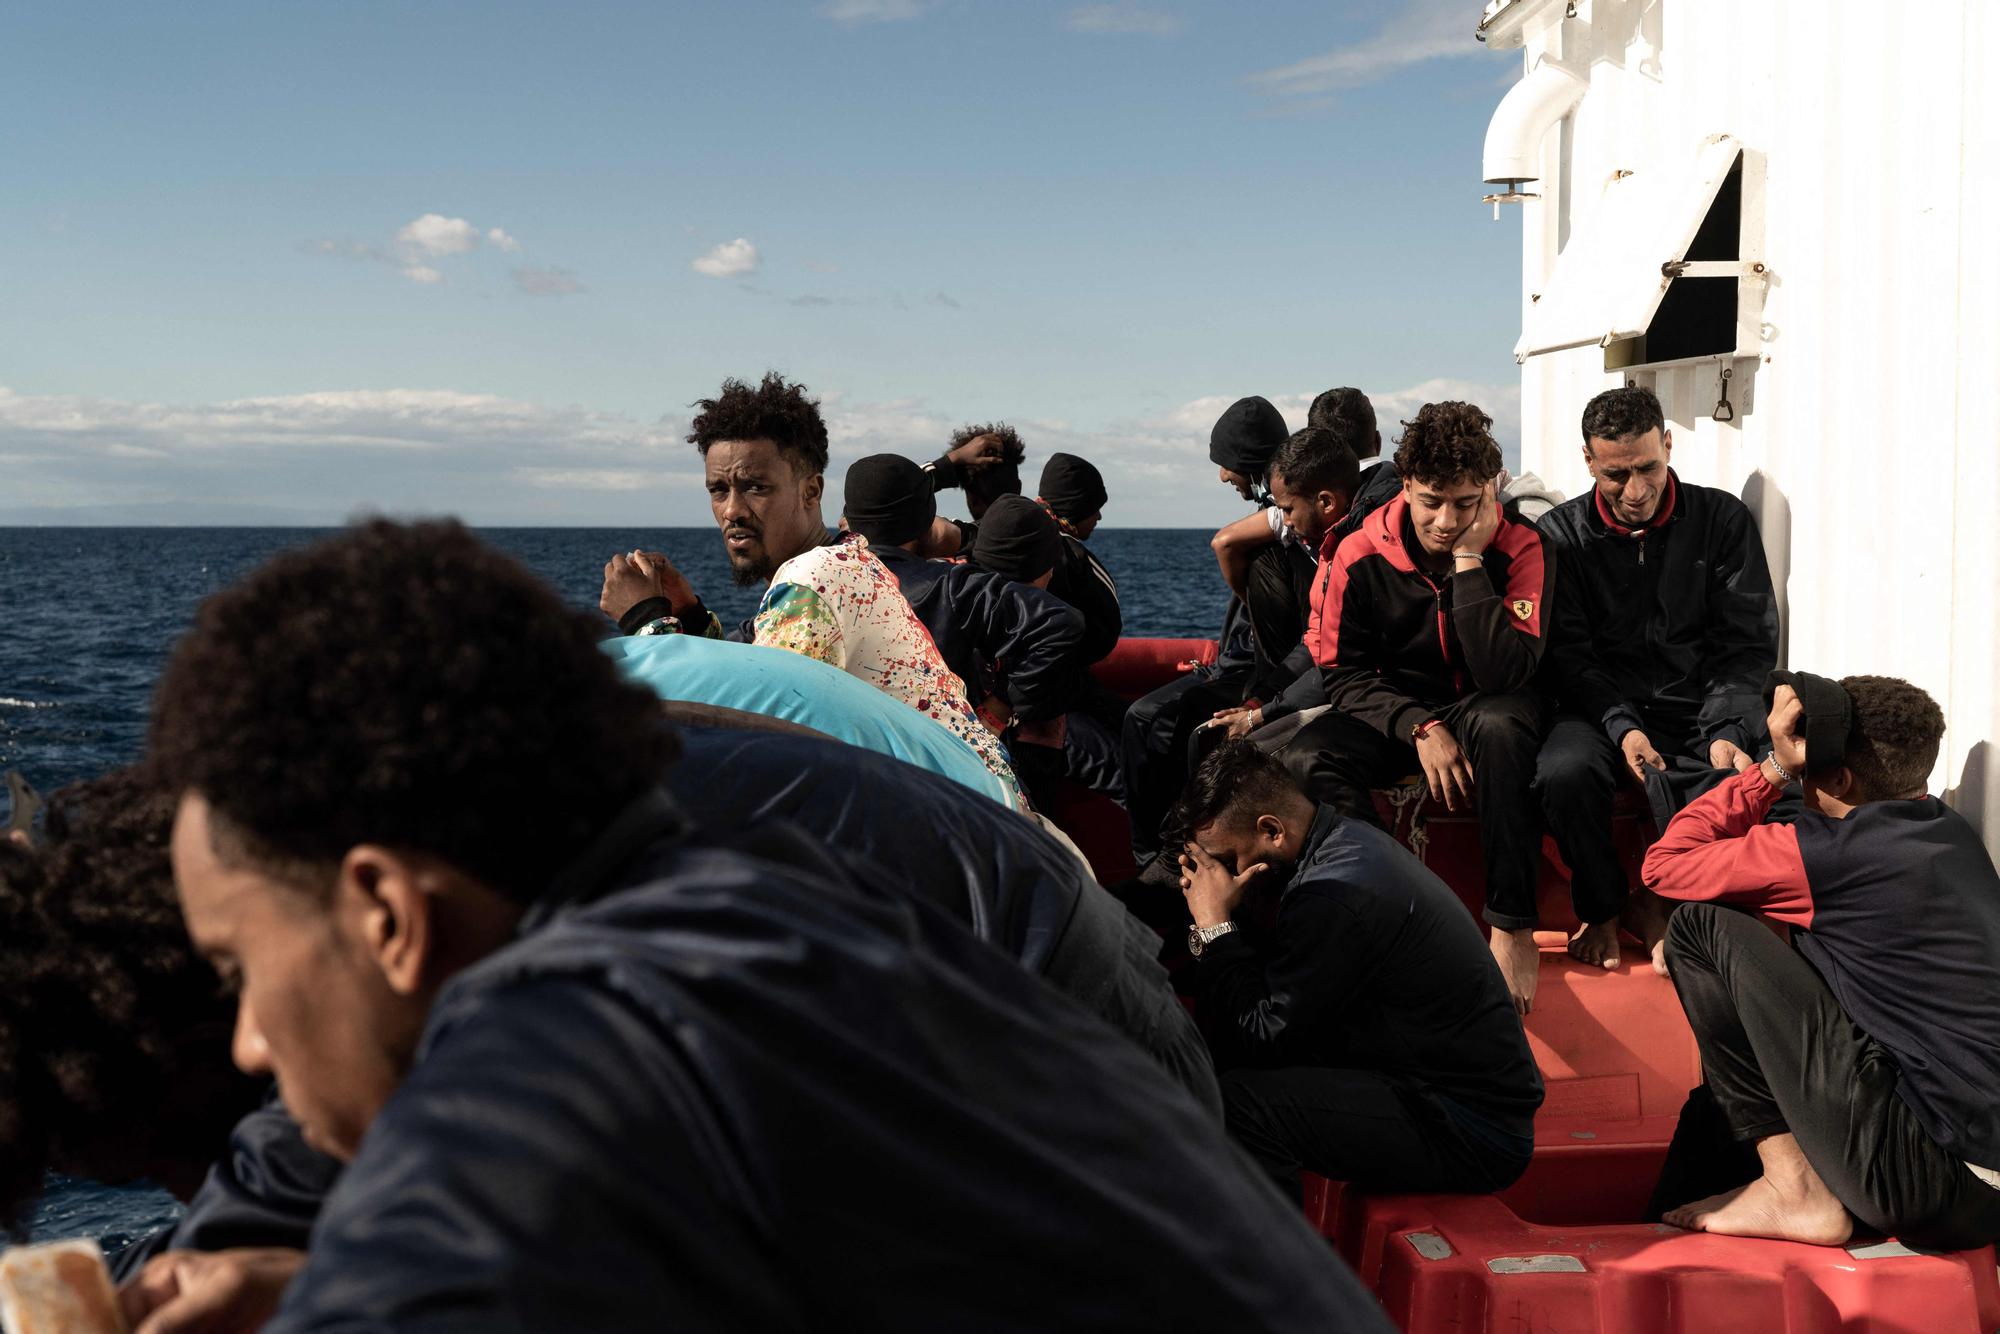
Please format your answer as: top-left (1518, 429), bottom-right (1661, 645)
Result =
top-left (1645, 673), bottom-right (2000, 1251)
top-left (1271, 401), bottom-right (1557, 1012)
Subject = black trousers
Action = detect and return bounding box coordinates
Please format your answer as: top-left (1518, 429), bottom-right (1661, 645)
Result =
top-left (1536, 716), bottom-right (1742, 926)
top-left (1017, 712), bottom-right (1128, 809)
top-left (1244, 542), bottom-right (1315, 701)
top-left (1271, 692), bottom-right (1548, 929)
top-left (1120, 672), bottom-right (1243, 860)
top-left (1664, 903), bottom-right (2000, 1251)
top-left (1222, 1066), bottom-right (1529, 1202)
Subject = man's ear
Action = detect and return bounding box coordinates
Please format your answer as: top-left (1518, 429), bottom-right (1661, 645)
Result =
top-left (1818, 765), bottom-right (1860, 803)
top-left (1660, 427), bottom-right (1673, 458)
top-left (1255, 813), bottom-right (1285, 847)
top-left (335, 845), bottom-right (432, 997)
top-left (801, 471), bottom-right (825, 509)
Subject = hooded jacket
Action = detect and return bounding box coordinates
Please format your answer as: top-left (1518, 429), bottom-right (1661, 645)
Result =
top-left (869, 544), bottom-right (1084, 723)
top-left (1307, 493), bottom-right (1556, 739)
top-left (1536, 471), bottom-right (1778, 752)
top-left (265, 796), bottom-right (1388, 1333)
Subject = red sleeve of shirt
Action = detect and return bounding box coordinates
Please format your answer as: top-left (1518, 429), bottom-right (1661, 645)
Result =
top-left (1640, 768), bottom-right (1815, 928)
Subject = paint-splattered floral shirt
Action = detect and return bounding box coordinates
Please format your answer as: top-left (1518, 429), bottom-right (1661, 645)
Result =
top-left (756, 534), bottom-right (1024, 805)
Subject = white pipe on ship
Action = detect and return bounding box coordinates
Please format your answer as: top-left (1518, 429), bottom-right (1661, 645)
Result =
top-left (1482, 56), bottom-right (1589, 186)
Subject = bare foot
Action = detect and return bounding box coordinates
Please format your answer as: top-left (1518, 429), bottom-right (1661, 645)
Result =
top-left (1622, 888), bottom-right (1674, 977)
top-left (1489, 926), bottom-right (1540, 1015)
top-left (1567, 919), bottom-right (1621, 969)
top-left (1664, 1134), bottom-right (1854, 1246)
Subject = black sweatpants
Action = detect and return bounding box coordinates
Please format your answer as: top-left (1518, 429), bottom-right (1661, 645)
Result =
top-left (1222, 1066), bottom-right (1529, 1202)
top-left (1244, 542), bottom-right (1315, 701)
top-left (1120, 672), bottom-right (1243, 860)
top-left (1536, 716), bottom-right (1743, 926)
top-left (1271, 692), bottom-right (1548, 929)
top-left (1664, 903), bottom-right (2000, 1251)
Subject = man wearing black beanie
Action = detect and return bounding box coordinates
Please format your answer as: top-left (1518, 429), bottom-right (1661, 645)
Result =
top-left (1036, 453), bottom-right (1123, 667)
top-left (843, 456), bottom-right (1085, 743)
top-left (1120, 396), bottom-right (1291, 866)
top-left (973, 497), bottom-right (1126, 806)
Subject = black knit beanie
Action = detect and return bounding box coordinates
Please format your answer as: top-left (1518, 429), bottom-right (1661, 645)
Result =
top-left (971, 494), bottom-right (1062, 583)
top-left (843, 453), bottom-right (937, 546)
top-left (1207, 396), bottom-right (1289, 476)
top-left (1038, 453), bottom-right (1107, 522)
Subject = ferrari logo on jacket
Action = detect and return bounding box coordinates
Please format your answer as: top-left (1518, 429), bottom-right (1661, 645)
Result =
top-left (1512, 599), bottom-right (1535, 621)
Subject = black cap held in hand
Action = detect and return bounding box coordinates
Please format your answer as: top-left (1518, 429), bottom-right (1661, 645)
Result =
top-left (1763, 670), bottom-right (1856, 775)
top-left (1208, 396), bottom-right (1289, 476)
top-left (971, 494), bottom-right (1063, 583)
top-left (842, 453), bottom-right (937, 547)
top-left (1038, 453), bottom-right (1107, 522)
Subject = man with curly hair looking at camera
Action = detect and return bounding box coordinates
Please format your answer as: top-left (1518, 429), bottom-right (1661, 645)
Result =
top-left (597, 372), bottom-right (1024, 804)
top-left (1269, 401), bottom-right (1557, 1013)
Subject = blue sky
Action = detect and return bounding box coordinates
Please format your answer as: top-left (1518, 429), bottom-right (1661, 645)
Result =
top-left (0, 0), bottom-right (1525, 526)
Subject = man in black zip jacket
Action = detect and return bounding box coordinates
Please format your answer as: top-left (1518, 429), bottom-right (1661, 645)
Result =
top-left (1172, 742), bottom-right (1543, 1200)
top-left (1121, 395), bottom-right (1291, 863)
top-left (841, 453), bottom-right (1085, 735)
top-left (127, 519), bottom-right (1388, 1334)
top-left (1533, 387), bottom-right (1779, 971)
top-left (1036, 452), bottom-right (1124, 668)
top-left (972, 497), bottom-right (1126, 803)
top-left (1272, 401), bottom-right (1558, 1014)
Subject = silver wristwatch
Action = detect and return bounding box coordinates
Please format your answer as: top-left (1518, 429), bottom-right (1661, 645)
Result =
top-left (1188, 921), bottom-right (1238, 958)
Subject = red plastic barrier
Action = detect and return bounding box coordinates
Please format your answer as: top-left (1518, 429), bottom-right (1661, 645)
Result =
top-left (1311, 1187), bottom-right (2000, 1334)
top-left (1087, 637), bottom-right (1217, 702)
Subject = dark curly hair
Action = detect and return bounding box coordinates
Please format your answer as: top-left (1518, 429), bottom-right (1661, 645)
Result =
top-left (0, 768), bottom-right (260, 1233)
top-left (1307, 387), bottom-right (1379, 458)
top-left (1840, 676), bottom-right (1946, 798)
top-left (1392, 401), bottom-right (1503, 490)
top-left (947, 422), bottom-right (1026, 466)
top-left (1269, 427), bottom-right (1360, 501)
top-left (1162, 741), bottom-right (1308, 853)
top-left (148, 519), bottom-right (679, 904)
top-left (1580, 386), bottom-right (1666, 446)
top-left (687, 371), bottom-right (830, 478)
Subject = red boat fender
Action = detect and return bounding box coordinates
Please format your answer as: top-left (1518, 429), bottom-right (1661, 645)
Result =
top-left (1088, 638), bottom-right (1219, 702)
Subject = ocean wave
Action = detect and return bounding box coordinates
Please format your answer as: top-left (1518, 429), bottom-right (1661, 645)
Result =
top-left (0, 697), bottom-right (56, 709)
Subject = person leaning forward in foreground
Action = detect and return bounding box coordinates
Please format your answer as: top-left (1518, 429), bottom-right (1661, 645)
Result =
top-left (1172, 742), bottom-right (1542, 1200)
top-left (1271, 401), bottom-right (1557, 1012)
top-left (1644, 674), bottom-right (2000, 1251)
top-left (1536, 386), bottom-right (1779, 972)
top-left (128, 518), bottom-right (1388, 1334)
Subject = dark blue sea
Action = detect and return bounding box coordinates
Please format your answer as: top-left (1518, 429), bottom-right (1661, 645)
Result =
top-left (0, 524), bottom-right (1221, 1255)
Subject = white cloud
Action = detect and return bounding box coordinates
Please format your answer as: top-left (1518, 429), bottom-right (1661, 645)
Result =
top-left (691, 238), bottom-right (760, 278)
top-left (308, 215), bottom-right (543, 287)
top-left (1248, 0), bottom-right (1486, 100)
top-left (394, 213), bottom-right (483, 259)
top-left (821, 0), bottom-right (924, 23)
top-left (1063, 4), bottom-right (1182, 36)
top-left (0, 377), bottom-right (1525, 527)
top-left (511, 467), bottom-right (664, 491)
top-left (0, 385), bottom-right (696, 522)
top-left (512, 265), bottom-right (585, 296)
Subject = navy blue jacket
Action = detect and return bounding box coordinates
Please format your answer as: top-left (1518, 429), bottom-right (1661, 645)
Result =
top-left (145, 730), bottom-right (1221, 1276)
top-left (871, 543), bottom-right (1084, 722)
top-left (1537, 472), bottom-right (1778, 751)
top-left (268, 799), bottom-right (1385, 1332)
top-left (1191, 805), bottom-right (1543, 1140)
